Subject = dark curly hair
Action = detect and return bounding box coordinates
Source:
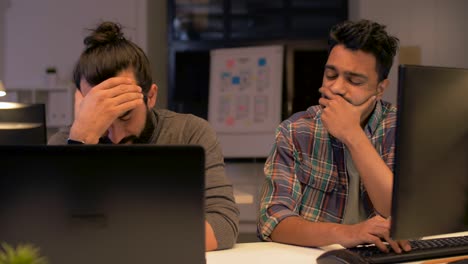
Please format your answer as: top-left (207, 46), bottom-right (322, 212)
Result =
top-left (73, 21), bottom-right (152, 95)
top-left (328, 19), bottom-right (399, 81)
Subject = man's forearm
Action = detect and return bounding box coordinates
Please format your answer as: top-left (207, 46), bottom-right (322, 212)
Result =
top-left (343, 129), bottom-right (393, 217)
top-left (270, 216), bottom-right (344, 247)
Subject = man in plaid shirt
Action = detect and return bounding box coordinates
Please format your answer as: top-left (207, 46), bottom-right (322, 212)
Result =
top-left (258, 19), bottom-right (411, 253)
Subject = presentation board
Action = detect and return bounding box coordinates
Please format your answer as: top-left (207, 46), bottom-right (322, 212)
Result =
top-left (208, 45), bottom-right (284, 157)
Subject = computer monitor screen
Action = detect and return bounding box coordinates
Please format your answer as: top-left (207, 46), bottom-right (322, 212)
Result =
top-left (391, 65), bottom-right (468, 240)
top-left (0, 102), bottom-right (46, 144)
top-left (0, 145), bottom-right (205, 264)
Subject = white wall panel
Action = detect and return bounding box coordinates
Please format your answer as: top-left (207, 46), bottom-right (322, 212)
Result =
top-left (4, 0), bottom-right (147, 88)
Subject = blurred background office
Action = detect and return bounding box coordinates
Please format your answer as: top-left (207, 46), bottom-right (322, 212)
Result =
top-left (1, 0), bottom-right (467, 242)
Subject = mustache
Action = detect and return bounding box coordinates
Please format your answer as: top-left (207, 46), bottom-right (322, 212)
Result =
top-left (321, 93), bottom-right (378, 106)
top-left (321, 93), bottom-right (353, 105)
top-left (99, 135), bottom-right (144, 144)
top-left (118, 135), bottom-right (138, 144)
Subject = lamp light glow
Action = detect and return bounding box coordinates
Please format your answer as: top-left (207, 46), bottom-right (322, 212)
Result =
top-left (0, 80), bottom-right (6, 97)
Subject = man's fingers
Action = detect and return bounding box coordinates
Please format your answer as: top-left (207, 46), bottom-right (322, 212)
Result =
top-left (368, 221), bottom-right (407, 254)
top-left (369, 236), bottom-right (389, 253)
top-left (105, 84), bottom-right (142, 98)
top-left (111, 92), bottom-right (144, 106)
top-left (75, 89), bottom-right (84, 101)
top-left (74, 90), bottom-right (83, 108)
top-left (113, 98), bottom-right (145, 116)
top-left (74, 90), bottom-right (84, 120)
top-left (381, 234), bottom-right (402, 254)
top-left (94, 77), bottom-right (135, 90)
top-left (319, 87), bottom-right (354, 107)
top-left (318, 97), bottom-right (329, 108)
top-left (398, 240), bottom-right (412, 252)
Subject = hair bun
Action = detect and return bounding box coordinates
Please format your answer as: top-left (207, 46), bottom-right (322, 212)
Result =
top-left (84, 21), bottom-right (125, 49)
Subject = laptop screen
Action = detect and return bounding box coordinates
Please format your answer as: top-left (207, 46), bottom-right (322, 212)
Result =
top-left (0, 145), bottom-right (205, 264)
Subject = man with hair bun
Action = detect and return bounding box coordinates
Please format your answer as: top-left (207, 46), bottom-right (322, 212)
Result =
top-left (49, 21), bottom-right (239, 251)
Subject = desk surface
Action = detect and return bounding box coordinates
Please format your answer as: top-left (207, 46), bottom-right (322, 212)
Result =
top-left (206, 232), bottom-right (468, 264)
top-left (206, 242), bottom-right (324, 264)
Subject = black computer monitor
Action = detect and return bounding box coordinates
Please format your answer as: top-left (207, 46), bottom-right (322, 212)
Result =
top-left (391, 65), bottom-right (468, 240)
top-left (0, 145), bottom-right (205, 264)
top-left (0, 102), bottom-right (46, 144)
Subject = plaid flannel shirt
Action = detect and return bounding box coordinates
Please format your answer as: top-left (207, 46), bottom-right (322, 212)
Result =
top-left (257, 100), bottom-right (397, 241)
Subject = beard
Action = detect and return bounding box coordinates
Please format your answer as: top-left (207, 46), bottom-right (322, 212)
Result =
top-left (99, 109), bottom-right (155, 144)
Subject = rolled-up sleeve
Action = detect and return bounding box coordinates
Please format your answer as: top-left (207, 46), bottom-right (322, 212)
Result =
top-left (257, 121), bottom-right (303, 241)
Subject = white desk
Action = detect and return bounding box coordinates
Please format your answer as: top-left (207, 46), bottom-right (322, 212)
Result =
top-left (206, 242), bottom-right (324, 264)
top-left (206, 232), bottom-right (468, 264)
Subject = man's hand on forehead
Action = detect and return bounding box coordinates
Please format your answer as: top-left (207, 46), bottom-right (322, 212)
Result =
top-left (70, 76), bottom-right (144, 144)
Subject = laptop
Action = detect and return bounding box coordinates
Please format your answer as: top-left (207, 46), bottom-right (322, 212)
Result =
top-left (0, 145), bottom-right (206, 264)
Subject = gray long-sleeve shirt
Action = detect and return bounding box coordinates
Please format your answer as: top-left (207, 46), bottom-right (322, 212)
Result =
top-left (48, 108), bottom-right (240, 249)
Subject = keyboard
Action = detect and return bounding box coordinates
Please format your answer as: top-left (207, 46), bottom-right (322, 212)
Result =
top-left (317, 236), bottom-right (468, 264)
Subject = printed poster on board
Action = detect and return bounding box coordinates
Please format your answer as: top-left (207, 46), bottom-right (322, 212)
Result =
top-left (208, 45), bottom-right (284, 133)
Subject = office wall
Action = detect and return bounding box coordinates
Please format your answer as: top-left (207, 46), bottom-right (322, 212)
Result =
top-left (5, 1), bottom-right (467, 109)
top-left (0, 0), bottom-right (8, 80)
top-left (349, 0), bottom-right (468, 104)
top-left (3, 0), bottom-right (147, 88)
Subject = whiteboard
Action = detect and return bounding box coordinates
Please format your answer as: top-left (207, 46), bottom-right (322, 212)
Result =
top-left (208, 45), bottom-right (284, 157)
